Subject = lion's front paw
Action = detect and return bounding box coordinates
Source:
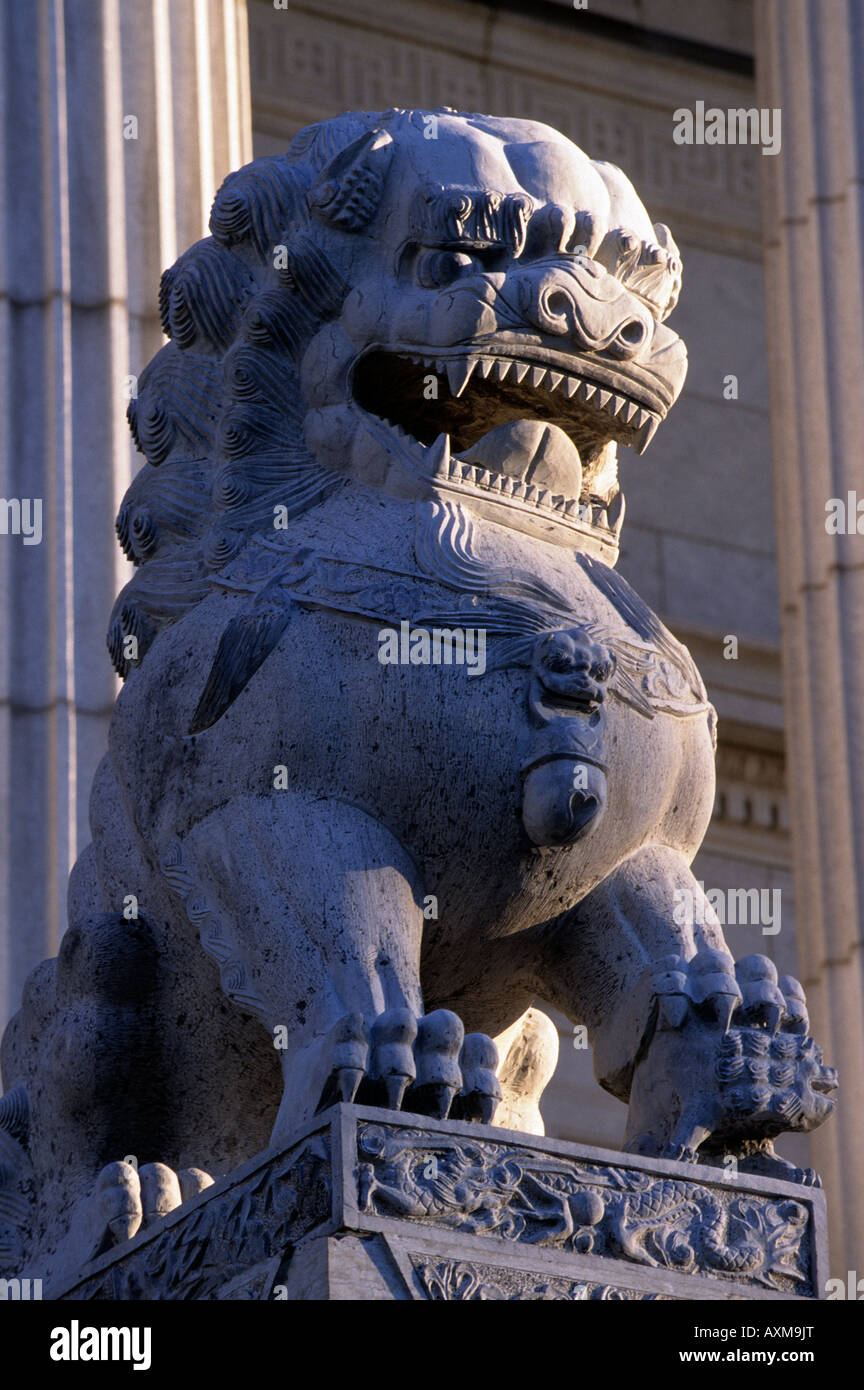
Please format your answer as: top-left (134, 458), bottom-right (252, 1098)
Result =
top-left (314, 1007), bottom-right (501, 1125)
top-left (625, 950), bottom-right (838, 1170)
top-left (93, 1159), bottom-right (213, 1254)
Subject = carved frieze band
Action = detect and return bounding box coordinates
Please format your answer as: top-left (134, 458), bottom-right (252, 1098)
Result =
top-left (356, 1120), bottom-right (815, 1295)
top-left (409, 1255), bottom-right (667, 1301)
top-left (248, 0), bottom-right (761, 254)
top-left (714, 742), bottom-right (788, 833)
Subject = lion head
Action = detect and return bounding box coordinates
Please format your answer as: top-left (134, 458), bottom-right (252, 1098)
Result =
top-left (111, 109), bottom-right (686, 676)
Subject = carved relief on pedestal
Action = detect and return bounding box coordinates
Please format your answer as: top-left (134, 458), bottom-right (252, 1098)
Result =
top-left (357, 1122), bottom-right (815, 1295)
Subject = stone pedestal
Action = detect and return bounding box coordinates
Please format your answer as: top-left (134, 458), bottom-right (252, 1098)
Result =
top-left (55, 1106), bottom-right (828, 1302)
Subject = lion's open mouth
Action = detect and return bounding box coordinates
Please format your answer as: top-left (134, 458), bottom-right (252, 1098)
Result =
top-left (351, 345), bottom-right (665, 549)
top-left (354, 347), bottom-right (660, 456)
top-left (811, 1070), bottom-right (839, 1096)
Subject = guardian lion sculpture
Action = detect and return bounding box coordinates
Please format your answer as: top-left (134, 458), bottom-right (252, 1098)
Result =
top-left (0, 109), bottom-right (836, 1289)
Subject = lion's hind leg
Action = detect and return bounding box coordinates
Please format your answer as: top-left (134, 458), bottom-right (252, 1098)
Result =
top-left (168, 793), bottom-right (500, 1144)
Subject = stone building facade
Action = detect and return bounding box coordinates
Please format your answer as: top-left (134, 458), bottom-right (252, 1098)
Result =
top-left (0, 0), bottom-right (860, 1278)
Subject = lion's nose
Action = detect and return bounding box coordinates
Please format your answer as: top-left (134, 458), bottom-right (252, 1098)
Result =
top-left (616, 318), bottom-right (650, 351)
top-left (516, 264), bottom-right (651, 358)
top-left (519, 268), bottom-right (582, 337)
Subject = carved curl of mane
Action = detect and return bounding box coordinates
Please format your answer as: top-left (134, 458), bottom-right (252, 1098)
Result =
top-left (109, 109), bottom-right (404, 677)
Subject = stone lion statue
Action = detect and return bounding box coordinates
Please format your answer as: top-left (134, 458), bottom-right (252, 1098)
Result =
top-left (0, 109), bottom-right (836, 1289)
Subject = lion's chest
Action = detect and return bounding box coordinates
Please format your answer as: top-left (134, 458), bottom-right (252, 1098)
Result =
top-left (110, 559), bottom-right (715, 939)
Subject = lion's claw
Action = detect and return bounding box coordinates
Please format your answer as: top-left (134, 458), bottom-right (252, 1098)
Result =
top-left (319, 1008), bottom-right (499, 1125)
top-left (94, 1159), bottom-right (213, 1255)
top-left (452, 1033), bottom-right (503, 1124)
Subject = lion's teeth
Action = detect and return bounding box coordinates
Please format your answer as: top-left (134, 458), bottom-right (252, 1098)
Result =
top-left (461, 463), bottom-right (478, 483)
top-left (608, 491), bottom-right (625, 536)
top-left (513, 361), bottom-right (530, 383)
top-left (425, 433), bottom-right (451, 475)
top-left (511, 480), bottom-right (526, 497)
top-left (634, 414), bottom-right (659, 454)
top-left (435, 359), bottom-right (445, 374)
top-left (564, 499), bottom-right (579, 515)
top-left (598, 389), bottom-right (613, 410)
top-left (530, 366), bottom-right (547, 389)
top-left (535, 488), bottom-right (550, 506)
top-left (623, 400), bottom-right (639, 423)
top-left (478, 356), bottom-right (494, 379)
top-left (610, 394), bottom-right (627, 417)
top-left (550, 494), bottom-right (566, 510)
top-left (523, 483), bottom-right (537, 501)
top-left (446, 358), bottom-right (477, 398)
top-left (547, 371), bottom-right (564, 392)
top-left (477, 469), bottom-right (493, 488)
top-left (500, 477), bottom-right (515, 495)
top-left (564, 377), bottom-right (580, 398)
top-left (494, 359), bottom-right (513, 382)
top-left (578, 382), bottom-right (596, 403)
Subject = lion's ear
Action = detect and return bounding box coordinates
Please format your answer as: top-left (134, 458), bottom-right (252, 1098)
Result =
top-left (189, 599), bottom-right (292, 735)
top-left (309, 127), bottom-right (393, 231)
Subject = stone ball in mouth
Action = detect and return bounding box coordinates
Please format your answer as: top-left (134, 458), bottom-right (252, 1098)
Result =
top-left (460, 418), bottom-right (582, 496)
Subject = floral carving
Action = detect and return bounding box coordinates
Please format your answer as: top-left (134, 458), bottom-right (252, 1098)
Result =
top-left (411, 1256), bottom-right (666, 1301)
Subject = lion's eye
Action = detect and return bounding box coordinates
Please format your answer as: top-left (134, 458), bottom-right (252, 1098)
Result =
top-left (415, 249), bottom-right (477, 288)
top-left (545, 652), bottom-right (576, 673)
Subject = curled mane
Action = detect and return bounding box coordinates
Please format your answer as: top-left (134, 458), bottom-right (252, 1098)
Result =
top-left (109, 109), bottom-right (399, 677)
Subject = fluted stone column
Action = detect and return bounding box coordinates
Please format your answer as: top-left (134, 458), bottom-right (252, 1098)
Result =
top-left (754, 0), bottom-right (864, 1277)
top-left (0, 0), bottom-right (252, 1025)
